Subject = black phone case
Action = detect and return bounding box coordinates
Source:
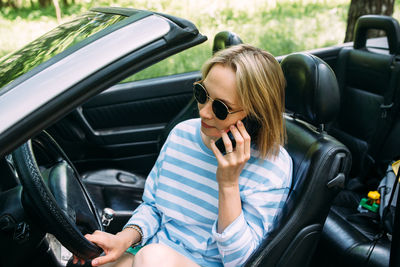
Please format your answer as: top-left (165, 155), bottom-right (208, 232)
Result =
top-left (215, 117), bottom-right (260, 154)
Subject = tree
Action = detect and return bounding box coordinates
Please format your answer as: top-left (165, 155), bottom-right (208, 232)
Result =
top-left (38, 0), bottom-right (51, 7)
top-left (52, 0), bottom-right (62, 23)
top-left (344, 0), bottom-right (395, 42)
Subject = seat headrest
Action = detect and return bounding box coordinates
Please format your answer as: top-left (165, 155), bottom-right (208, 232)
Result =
top-left (354, 15), bottom-right (400, 54)
top-left (281, 53), bottom-right (340, 126)
top-left (212, 31), bottom-right (243, 54)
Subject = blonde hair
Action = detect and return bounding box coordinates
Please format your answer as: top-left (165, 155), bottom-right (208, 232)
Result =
top-left (201, 44), bottom-right (286, 158)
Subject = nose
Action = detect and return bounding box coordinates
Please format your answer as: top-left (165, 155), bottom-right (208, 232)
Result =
top-left (198, 101), bottom-right (214, 120)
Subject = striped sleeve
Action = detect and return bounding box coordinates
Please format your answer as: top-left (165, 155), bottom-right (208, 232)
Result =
top-left (212, 150), bottom-right (292, 266)
top-left (123, 139), bottom-right (168, 245)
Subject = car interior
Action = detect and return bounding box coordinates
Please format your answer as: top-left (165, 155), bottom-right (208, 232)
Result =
top-left (75, 34), bottom-right (353, 266)
top-left (43, 29), bottom-right (352, 266)
top-left (311, 15), bottom-right (400, 267)
top-left (45, 15), bottom-right (400, 266)
top-left (1, 11), bottom-right (400, 267)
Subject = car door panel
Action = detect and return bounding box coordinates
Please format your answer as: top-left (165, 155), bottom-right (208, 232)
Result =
top-left (49, 71), bottom-right (201, 176)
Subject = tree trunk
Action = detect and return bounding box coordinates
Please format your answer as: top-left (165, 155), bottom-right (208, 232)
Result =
top-left (344, 0), bottom-right (395, 42)
top-left (52, 0), bottom-right (62, 23)
top-left (38, 0), bottom-right (51, 7)
top-left (6, 0), bottom-right (17, 8)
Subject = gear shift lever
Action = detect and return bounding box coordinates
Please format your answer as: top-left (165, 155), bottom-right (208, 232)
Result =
top-left (101, 208), bottom-right (115, 230)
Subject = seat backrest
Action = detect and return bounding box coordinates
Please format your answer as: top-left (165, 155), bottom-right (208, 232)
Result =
top-left (157, 31), bottom-right (243, 148)
top-left (328, 15), bottom-right (400, 178)
top-left (245, 53), bottom-right (351, 267)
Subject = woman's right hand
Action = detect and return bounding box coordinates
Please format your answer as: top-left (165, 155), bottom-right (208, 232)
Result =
top-left (73, 229), bottom-right (137, 266)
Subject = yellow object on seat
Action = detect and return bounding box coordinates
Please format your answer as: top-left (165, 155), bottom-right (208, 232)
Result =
top-left (368, 191), bottom-right (380, 201)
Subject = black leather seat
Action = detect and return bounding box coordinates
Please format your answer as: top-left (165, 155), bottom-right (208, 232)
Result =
top-left (244, 53), bottom-right (351, 266)
top-left (313, 15), bottom-right (400, 267)
top-left (328, 15), bottom-right (400, 181)
top-left (82, 31), bottom-right (244, 233)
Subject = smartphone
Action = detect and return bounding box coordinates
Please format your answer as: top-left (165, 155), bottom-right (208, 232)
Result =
top-left (215, 116), bottom-right (261, 154)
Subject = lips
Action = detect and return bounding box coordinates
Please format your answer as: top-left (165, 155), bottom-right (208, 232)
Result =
top-left (201, 121), bottom-right (213, 128)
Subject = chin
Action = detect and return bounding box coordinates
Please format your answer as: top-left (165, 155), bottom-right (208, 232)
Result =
top-left (201, 126), bottom-right (221, 139)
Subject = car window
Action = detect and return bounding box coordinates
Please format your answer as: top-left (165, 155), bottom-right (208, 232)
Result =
top-left (0, 11), bottom-right (127, 90)
top-left (121, 42), bottom-right (210, 82)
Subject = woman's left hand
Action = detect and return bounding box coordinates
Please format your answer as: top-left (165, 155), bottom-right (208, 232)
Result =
top-left (210, 120), bottom-right (251, 188)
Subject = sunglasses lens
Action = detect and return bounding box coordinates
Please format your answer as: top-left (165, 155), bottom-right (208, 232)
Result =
top-left (212, 100), bottom-right (229, 120)
top-left (194, 84), bottom-right (207, 104)
top-left (194, 83), bottom-right (230, 120)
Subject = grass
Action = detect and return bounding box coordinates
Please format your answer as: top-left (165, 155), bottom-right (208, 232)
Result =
top-left (2, 0), bottom-right (400, 81)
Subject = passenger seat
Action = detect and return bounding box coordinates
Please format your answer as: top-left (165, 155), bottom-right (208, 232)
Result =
top-left (313, 15), bottom-right (400, 267)
top-left (328, 15), bottom-right (400, 183)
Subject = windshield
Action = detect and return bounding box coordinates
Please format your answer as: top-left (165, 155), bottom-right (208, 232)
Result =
top-left (0, 11), bottom-right (127, 90)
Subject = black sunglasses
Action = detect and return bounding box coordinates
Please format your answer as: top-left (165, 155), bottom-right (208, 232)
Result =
top-left (193, 83), bottom-right (242, 120)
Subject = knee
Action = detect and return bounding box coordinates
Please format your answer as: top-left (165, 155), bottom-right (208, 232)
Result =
top-left (133, 244), bottom-right (170, 266)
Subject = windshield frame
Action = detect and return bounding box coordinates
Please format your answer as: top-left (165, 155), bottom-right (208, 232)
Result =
top-left (0, 9), bottom-right (152, 95)
top-left (0, 14), bottom-right (171, 135)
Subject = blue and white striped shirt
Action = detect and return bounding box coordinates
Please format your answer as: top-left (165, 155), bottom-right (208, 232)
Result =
top-left (125, 118), bottom-right (292, 266)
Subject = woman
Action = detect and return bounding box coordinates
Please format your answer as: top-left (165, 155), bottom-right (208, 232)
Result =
top-left (74, 44), bottom-right (292, 267)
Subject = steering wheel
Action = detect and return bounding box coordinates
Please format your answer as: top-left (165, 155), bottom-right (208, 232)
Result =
top-left (12, 131), bottom-right (103, 260)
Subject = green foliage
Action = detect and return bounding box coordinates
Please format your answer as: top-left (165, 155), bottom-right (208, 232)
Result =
top-left (127, 0), bottom-right (351, 80)
top-left (2, 0), bottom-right (400, 81)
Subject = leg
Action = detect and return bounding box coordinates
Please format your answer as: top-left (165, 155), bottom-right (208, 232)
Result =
top-left (133, 243), bottom-right (200, 267)
top-left (99, 253), bottom-right (135, 267)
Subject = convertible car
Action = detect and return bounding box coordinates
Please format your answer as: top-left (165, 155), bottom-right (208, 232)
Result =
top-left (0, 7), bottom-right (398, 267)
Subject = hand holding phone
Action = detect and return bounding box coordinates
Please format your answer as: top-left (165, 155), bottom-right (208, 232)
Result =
top-left (215, 116), bottom-right (260, 154)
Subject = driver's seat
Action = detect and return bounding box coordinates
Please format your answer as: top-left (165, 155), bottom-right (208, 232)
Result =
top-left (245, 53), bottom-right (351, 266)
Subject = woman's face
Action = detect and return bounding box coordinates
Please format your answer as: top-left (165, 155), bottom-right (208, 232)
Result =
top-left (198, 64), bottom-right (246, 141)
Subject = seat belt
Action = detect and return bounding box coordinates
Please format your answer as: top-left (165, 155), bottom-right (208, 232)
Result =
top-left (368, 55), bottom-right (400, 163)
